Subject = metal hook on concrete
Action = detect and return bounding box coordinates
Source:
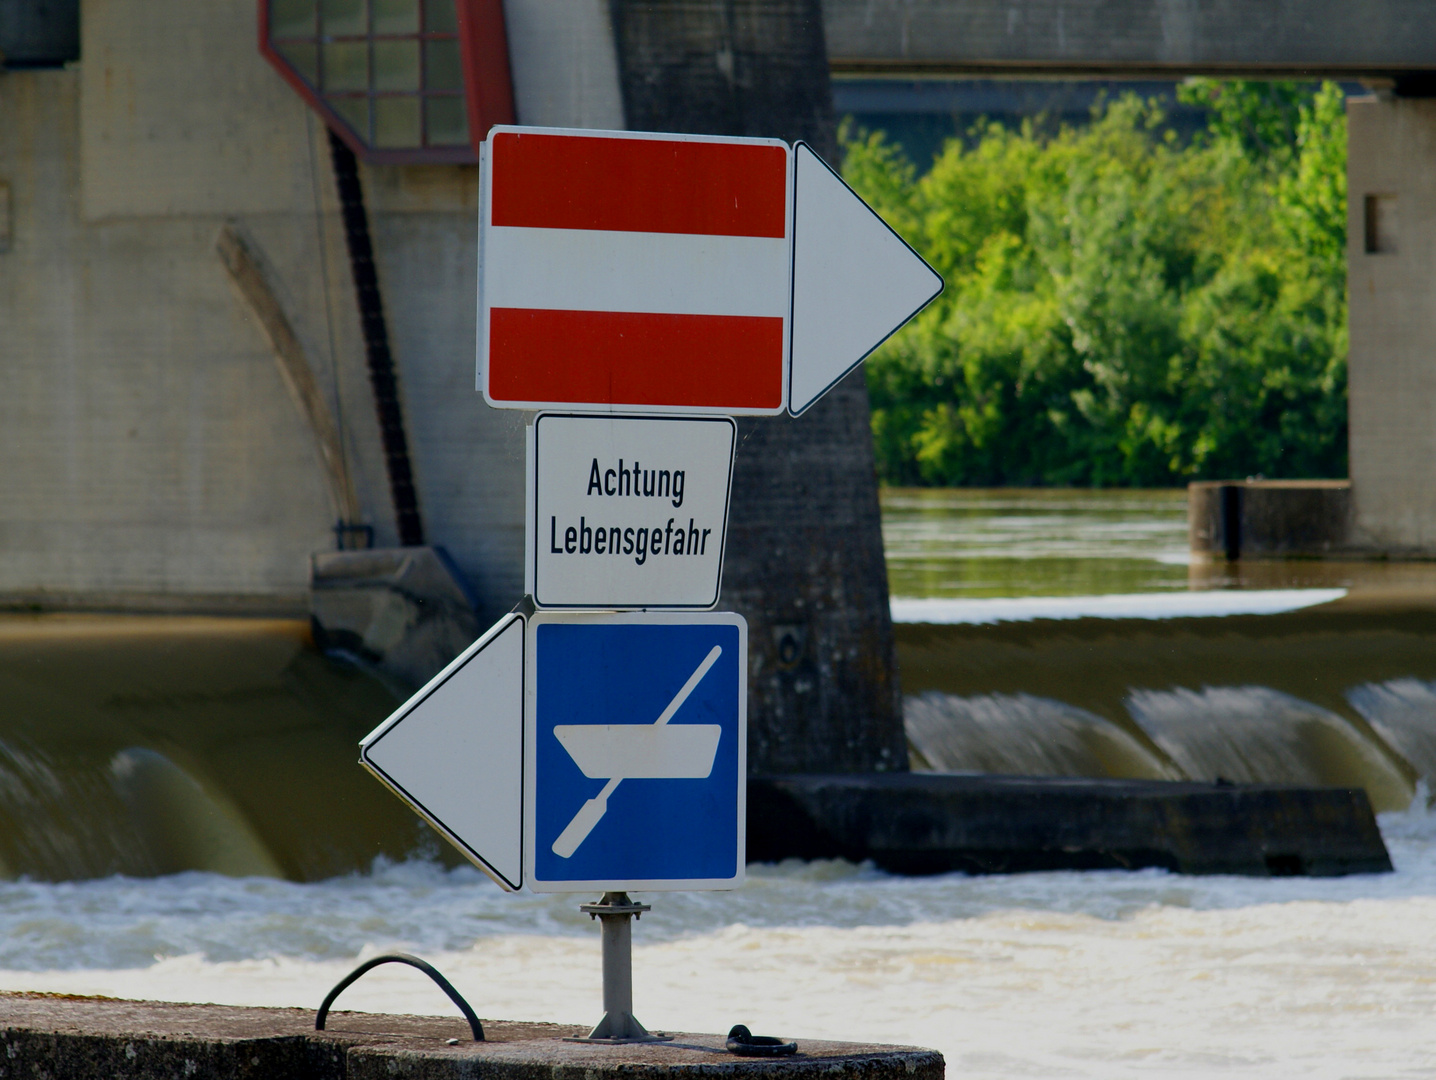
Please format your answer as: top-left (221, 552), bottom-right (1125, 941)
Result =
top-left (315, 952), bottom-right (484, 1041)
top-left (726, 1025), bottom-right (797, 1056)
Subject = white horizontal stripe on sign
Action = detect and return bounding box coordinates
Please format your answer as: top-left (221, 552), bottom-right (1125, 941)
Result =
top-left (890, 589), bottom-right (1348, 625)
top-left (483, 227), bottom-right (790, 318)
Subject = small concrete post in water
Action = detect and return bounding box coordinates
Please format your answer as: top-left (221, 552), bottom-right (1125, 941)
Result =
top-left (574, 892), bottom-right (670, 1043)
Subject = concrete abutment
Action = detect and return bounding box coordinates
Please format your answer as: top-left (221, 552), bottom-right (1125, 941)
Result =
top-left (0, 995), bottom-right (944, 1080)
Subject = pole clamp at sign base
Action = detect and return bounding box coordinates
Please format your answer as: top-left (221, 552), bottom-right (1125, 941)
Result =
top-left (563, 892), bottom-right (674, 1045)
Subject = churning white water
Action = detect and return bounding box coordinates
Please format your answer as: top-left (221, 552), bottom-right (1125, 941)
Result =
top-left (1, 805), bottom-right (1435, 1078)
top-left (7, 493), bottom-right (1436, 1076)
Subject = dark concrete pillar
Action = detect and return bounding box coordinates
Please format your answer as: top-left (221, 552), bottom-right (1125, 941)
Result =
top-left (610, 0), bottom-right (906, 774)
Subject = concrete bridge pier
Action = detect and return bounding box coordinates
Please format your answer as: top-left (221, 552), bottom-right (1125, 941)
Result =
top-left (1347, 93), bottom-right (1436, 555)
top-left (611, 0), bottom-right (908, 777)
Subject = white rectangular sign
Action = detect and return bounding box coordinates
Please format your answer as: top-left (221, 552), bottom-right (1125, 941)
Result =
top-left (527, 413), bottom-right (735, 609)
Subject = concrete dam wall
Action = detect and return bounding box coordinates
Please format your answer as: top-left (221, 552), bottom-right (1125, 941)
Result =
top-left (0, 0), bottom-right (525, 622)
top-left (0, 0), bottom-right (909, 777)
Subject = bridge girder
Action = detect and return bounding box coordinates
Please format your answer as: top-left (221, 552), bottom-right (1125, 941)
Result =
top-left (824, 0), bottom-right (1436, 80)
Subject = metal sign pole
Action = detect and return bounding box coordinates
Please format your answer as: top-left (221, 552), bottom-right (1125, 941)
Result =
top-left (568, 893), bottom-right (673, 1044)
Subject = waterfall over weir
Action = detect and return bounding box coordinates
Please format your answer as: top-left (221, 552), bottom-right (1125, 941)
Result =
top-left (897, 595), bottom-right (1436, 813)
top-left (0, 616), bottom-right (416, 882)
top-left (4, 589), bottom-right (1436, 881)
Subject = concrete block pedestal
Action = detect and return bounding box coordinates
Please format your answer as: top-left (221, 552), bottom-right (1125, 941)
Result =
top-left (0, 993), bottom-right (944, 1080)
top-left (1188, 480), bottom-right (1352, 560)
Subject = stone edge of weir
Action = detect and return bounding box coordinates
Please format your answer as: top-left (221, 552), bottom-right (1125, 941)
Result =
top-left (0, 994), bottom-right (946, 1080)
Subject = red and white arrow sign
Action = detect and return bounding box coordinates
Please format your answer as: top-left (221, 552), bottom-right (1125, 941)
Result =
top-left (478, 127), bottom-right (942, 417)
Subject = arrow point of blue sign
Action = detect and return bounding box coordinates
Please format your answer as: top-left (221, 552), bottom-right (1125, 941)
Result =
top-left (360, 613), bottom-right (526, 891)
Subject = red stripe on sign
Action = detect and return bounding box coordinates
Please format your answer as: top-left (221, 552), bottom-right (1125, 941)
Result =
top-left (490, 132), bottom-right (787, 238)
top-left (488, 308), bottom-right (784, 409)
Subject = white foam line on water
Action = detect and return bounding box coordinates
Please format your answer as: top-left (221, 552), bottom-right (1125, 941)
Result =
top-left (891, 588), bottom-right (1348, 624)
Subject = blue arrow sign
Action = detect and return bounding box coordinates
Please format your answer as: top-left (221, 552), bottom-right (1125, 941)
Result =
top-left (525, 611), bottom-right (747, 892)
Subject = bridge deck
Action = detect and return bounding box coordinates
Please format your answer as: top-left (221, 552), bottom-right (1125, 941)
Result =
top-left (824, 0), bottom-right (1436, 78)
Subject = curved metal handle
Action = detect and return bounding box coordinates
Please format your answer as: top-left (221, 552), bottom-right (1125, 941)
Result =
top-left (315, 952), bottom-right (484, 1041)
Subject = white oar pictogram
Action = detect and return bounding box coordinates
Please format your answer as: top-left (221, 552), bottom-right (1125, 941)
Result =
top-left (551, 645), bottom-right (723, 858)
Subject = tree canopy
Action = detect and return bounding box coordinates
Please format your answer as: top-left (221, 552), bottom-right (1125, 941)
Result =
top-left (846, 81), bottom-right (1348, 487)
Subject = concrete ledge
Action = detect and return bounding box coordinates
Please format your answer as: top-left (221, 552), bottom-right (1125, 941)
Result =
top-left (311, 546), bottom-right (481, 691)
top-left (748, 773), bottom-right (1392, 877)
top-left (0, 590), bottom-right (310, 618)
top-left (0, 994), bottom-right (943, 1080)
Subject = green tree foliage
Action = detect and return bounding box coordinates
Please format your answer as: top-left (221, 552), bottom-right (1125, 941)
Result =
top-left (849, 82), bottom-right (1348, 487)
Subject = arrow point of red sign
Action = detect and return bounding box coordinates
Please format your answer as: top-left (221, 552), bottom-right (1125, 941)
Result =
top-left (788, 142), bottom-right (945, 417)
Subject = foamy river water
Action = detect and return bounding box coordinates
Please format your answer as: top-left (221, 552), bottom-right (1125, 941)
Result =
top-left (2, 808), bottom-right (1436, 1078)
top-left (6, 489), bottom-right (1436, 1077)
